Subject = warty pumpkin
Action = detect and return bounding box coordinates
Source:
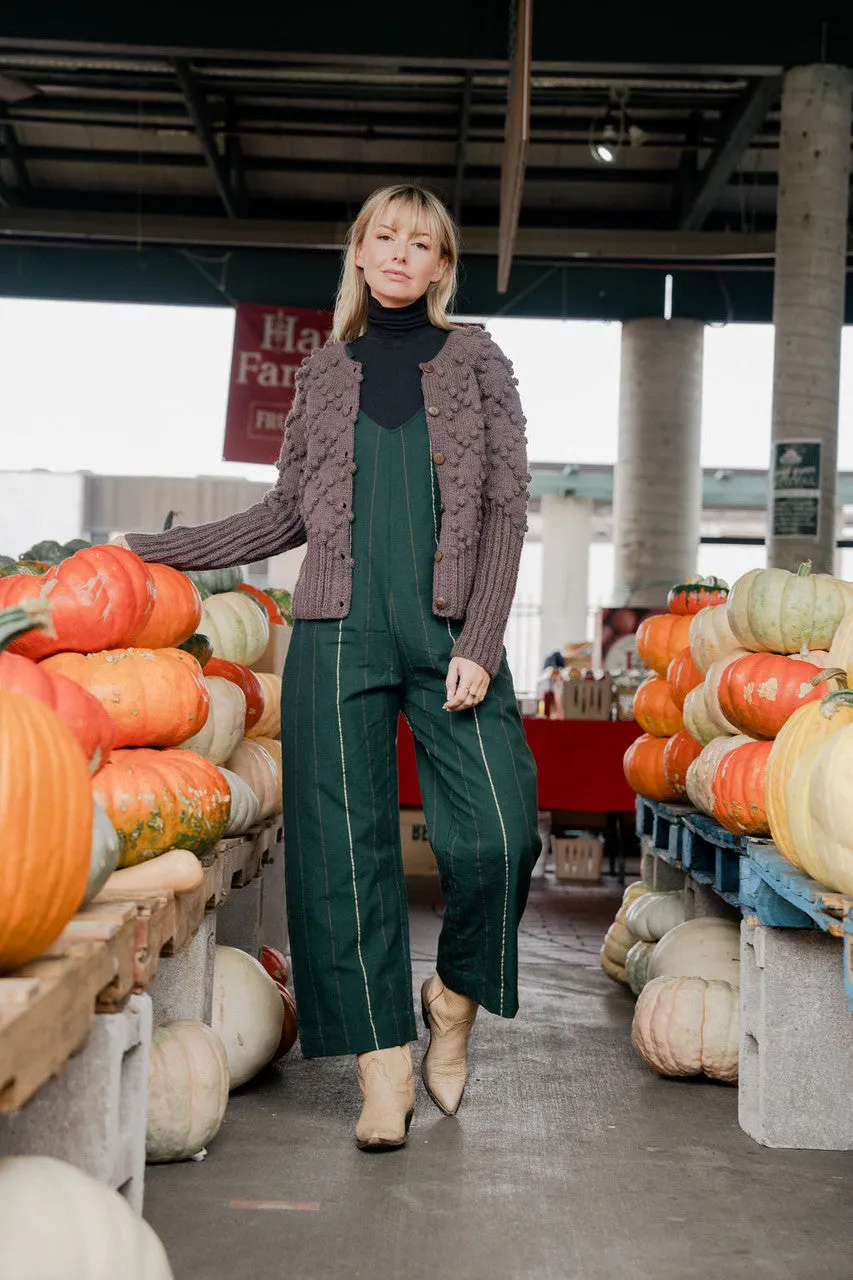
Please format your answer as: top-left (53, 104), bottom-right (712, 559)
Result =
top-left (623, 734), bottom-right (680, 803)
top-left (636, 613), bottom-right (692, 678)
top-left (633, 675), bottom-right (683, 737)
top-left (714, 652), bottom-right (833, 740)
top-left (727, 562), bottom-right (853, 655)
top-left (131, 563), bottom-right (202, 650)
top-left (663, 729), bottom-right (703, 798)
top-left (666, 646), bottom-right (703, 710)
top-left (632, 976), bottom-right (738, 1083)
top-left (200, 591), bottom-right (269, 666)
top-left (712, 738), bottom-right (773, 836)
top-left (688, 601), bottom-right (742, 675)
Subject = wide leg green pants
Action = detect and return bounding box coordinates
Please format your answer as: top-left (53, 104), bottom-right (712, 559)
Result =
top-left (281, 408), bottom-right (541, 1058)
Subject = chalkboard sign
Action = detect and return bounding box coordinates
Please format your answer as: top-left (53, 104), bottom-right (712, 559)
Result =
top-left (773, 441), bottom-right (821, 491)
top-left (773, 495), bottom-right (819, 538)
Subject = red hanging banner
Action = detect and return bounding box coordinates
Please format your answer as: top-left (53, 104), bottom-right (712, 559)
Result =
top-left (222, 304), bottom-right (334, 464)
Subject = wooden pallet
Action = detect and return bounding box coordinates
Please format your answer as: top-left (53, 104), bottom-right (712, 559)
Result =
top-left (634, 796), bottom-right (691, 863)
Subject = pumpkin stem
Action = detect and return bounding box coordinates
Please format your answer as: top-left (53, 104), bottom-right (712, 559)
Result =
top-left (0, 599), bottom-right (55, 654)
top-left (796, 561), bottom-right (813, 578)
top-left (163, 510), bottom-right (182, 531)
top-left (819, 688), bottom-right (853, 718)
top-left (809, 667), bottom-right (847, 690)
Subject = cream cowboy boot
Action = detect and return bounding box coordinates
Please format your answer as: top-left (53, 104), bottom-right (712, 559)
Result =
top-left (354, 1045), bottom-right (416, 1151)
top-left (421, 972), bottom-right (478, 1116)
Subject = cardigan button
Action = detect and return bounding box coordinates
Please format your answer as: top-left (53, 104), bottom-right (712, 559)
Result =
top-left (434, 597), bottom-right (447, 610)
top-left (421, 362), bottom-right (435, 373)
top-left (427, 405), bottom-right (440, 417)
top-left (432, 451), bottom-right (445, 465)
top-left (433, 549), bottom-right (443, 563)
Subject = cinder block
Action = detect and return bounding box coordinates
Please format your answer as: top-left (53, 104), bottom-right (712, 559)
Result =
top-left (0, 994), bottom-right (152, 1213)
top-left (260, 838), bottom-right (289, 952)
top-left (216, 875), bottom-right (263, 958)
top-left (683, 879), bottom-right (740, 922)
top-left (645, 850), bottom-right (686, 892)
top-left (739, 921), bottom-right (853, 1150)
top-left (149, 913), bottom-right (216, 1025)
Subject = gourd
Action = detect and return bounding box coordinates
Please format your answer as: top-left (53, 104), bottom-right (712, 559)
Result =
top-left (632, 976), bottom-right (739, 1083)
top-left (81, 803), bottom-right (121, 907)
top-left (689, 602), bottom-right (742, 675)
top-left (200, 592), bottom-right (269, 666)
top-left (43, 647), bottom-right (209, 749)
top-left (666, 646), bottom-right (703, 710)
top-left (0, 545), bottom-right (155, 660)
top-left (93, 749), bottom-right (230, 867)
top-left (236, 582), bottom-right (285, 624)
top-left (146, 1021), bottom-right (230, 1163)
top-left (712, 738), bottom-right (772, 836)
top-left (203, 657), bottom-right (264, 734)
top-left (225, 739), bottom-right (281, 819)
top-left (248, 671), bottom-right (282, 739)
top-left (131, 563), bottom-right (202, 650)
top-left (625, 891), bottom-right (686, 942)
top-left (0, 690), bottom-right (93, 971)
top-left (667, 576), bottom-right (729, 616)
top-left (663, 730), bottom-right (703, 798)
top-left (635, 613), bottom-right (692, 677)
top-left (177, 676), bottom-right (245, 765)
top-left (633, 675), bottom-right (683, 737)
top-left (103, 849), bottom-right (205, 895)
top-left (0, 1155), bottom-right (175, 1280)
top-left (600, 904), bottom-right (638, 984)
top-left (623, 734), bottom-right (679, 803)
top-left (219, 767), bottom-right (261, 836)
top-left (685, 734), bottom-right (751, 815)
top-left (647, 917), bottom-right (740, 986)
top-left (714, 653), bottom-right (834, 740)
top-left (625, 939), bottom-right (657, 996)
top-left (682, 681), bottom-right (719, 747)
top-left (212, 946), bottom-right (284, 1088)
top-left (727, 562), bottom-right (853, 655)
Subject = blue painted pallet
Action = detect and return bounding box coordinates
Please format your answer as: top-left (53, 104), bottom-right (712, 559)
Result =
top-left (634, 797), bottom-right (691, 864)
top-left (679, 812), bottom-right (756, 909)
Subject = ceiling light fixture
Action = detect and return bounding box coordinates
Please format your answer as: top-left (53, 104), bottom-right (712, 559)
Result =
top-left (589, 89), bottom-right (648, 166)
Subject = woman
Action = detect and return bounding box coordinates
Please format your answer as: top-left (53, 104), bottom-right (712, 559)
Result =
top-left (121, 184), bottom-right (541, 1152)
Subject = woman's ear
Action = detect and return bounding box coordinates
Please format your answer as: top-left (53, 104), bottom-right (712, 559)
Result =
top-left (354, 240), bottom-right (364, 269)
top-left (431, 254), bottom-right (450, 284)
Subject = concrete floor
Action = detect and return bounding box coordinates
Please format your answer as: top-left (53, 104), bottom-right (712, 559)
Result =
top-left (145, 878), bottom-right (853, 1280)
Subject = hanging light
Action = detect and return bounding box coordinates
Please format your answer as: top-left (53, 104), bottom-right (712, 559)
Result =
top-left (589, 101), bottom-right (623, 165)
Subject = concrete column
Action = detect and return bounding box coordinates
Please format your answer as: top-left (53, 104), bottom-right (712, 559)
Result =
top-left (769, 64), bottom-right (852, 574)
top-left (539, 495), bottom-right (592, 653)
top-left (613, 318), bottom-right (704, 606)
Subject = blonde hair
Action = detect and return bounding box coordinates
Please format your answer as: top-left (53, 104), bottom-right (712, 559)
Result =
top-left (331, 184), bottom-right (461, 343)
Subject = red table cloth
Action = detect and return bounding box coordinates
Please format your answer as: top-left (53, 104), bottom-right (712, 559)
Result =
top-left (397, 716), bottom-right (642, 813)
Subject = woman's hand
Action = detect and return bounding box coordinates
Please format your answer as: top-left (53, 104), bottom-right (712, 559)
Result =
top-left (444, 657), bottom-right (491, 712)
top-left (109, 534), bottom-right (131, 550)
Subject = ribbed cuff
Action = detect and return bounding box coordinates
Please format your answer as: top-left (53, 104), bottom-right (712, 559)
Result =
top-left (450, 511), bottom-right (523, 677)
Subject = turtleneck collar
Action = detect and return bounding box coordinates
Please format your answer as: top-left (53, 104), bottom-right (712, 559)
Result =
top-left (366, 292), bottom-right (431, 334)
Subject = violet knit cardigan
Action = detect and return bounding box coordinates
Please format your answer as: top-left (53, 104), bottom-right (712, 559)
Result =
top-left (126, 324), bottom-right (531, 677)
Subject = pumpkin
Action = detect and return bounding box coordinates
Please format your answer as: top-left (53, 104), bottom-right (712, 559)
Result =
top-left (265, 587), bottom-right (293, 626)
top-left (261, 944), bottom-right (291, 987)
top-left (625, 940), bottom-right (657, 996)
top-left (47, 672), bottom-right (116, 775)
top-left (200, 592), bottom-right (269, 666)
top-left (636, 613), bottom-right (692, 678)
top-left (203, 657), bottom-right (264, 734)
top-left (177, 676), bottom-right (245, 765)
top-left (131, 563), bottom-right (202, 649)
top-left (272, 982), bottom-right (299, 1060)
top-left (43, 647), bottom-right (210, 749)
top-left (224, 739), bottom-right (281, 819)
top-left (685, 734), bottom-right (751, 815)
top-left (219, 766), bottom-right (261, 836)
top-left (236, 582), bottom-right (285, 625)
top-left (766, 689), bottom-right (853, 870)
top-left (251, 734), bottom-right (281, 774)
top-left (663, 729), bottom-right (703, 798)
top-left (727, 562), bottom-right (853, 655)
top-left (793, 722), bottom-right (853, 895)
top-left (179, 633), bottom-right (214, 667)
top-left (248, 671), bottom-right (282, 739)
top-left (0, 1156), bottom-right (175, 1280)
top-left (623, 734), bottom-right (680, 803)
top-left (647, 916), bottom-right (740, 986)
top-left (212, 945), bottom-right (284, 1088)
top-left (0, 545), bottom-right (155, 660)
top-left (689, 602), bottom-right (742, 675)
top-left (93, 748), bottom-right (230, 867)
top-left (146, 1020), bottom-right (230, 1163)
top-left (712, 737), bottom-right (773, 836)
top-left (715, 653), bottom-right (835, 740)
top-left (785, 739), bottom-right (829, 879)
top-left (703, 650), bottom-right (750, 734)
top-left (17, 538), bottom-right (65, 565)
top-left (104, 849), bottom-right (204, 896)
top-left (827, 605), bottom-right (853, 679)
top-left (0, 691), bottom-right (93, 971)
top-left (666, 646), bottom-right (703, 710)
top-left (187, 566), bottom-right (244, 595)
top-left (600, 903), bottom-right (639, 984)
top-left (623, 881), bottom-right (653, 906)
top-left (632, 976), bottom-right (739, 1083)
top-left (625, 890), bottom-right (686, 942)
top-left (81, 803), bottom-right (121, 907)
top-left (682, 682), bottom-right (719, 747)
top-left (633, 674), bottom-right (683, 737)
top-left (667, 575), bottom-right (729, 616)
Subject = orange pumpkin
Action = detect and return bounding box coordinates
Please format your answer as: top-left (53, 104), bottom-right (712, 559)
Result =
top-left (623, 734), bottom-right (680, 803)
top-left (42, 647), bottom-right (209, 749)
top-left (712, 739), bottom-right (773, 836)
top-left (666, 646), bottom-right (704, 711)
top-left (667, 576), bottom-right (729, 616)
top-left (94, 748), bottom-right (230, 866)
top-left (715, 653), bottom-right (831, 740)
top-left (663, 729), bottom-right (703, 798)
top-left (636, 613), bottom-right (692, 677)
top-left (236, 583), bottom-right (285, 626)
top-left (633, 675), bottom-right (684, 737)
top-left (0, 689), bottom-right (93, 970)
top-left (131, 563), bottom-right (202, 649)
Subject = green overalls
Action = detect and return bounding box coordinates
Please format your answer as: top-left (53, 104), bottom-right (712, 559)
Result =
top-left (281, 405), bottom-right (541, 1058)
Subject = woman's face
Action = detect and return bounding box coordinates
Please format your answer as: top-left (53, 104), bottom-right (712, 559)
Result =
top-left (355, 205), bottom-right (449, 308)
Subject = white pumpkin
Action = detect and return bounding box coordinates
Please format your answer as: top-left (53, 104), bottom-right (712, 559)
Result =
top-left (249, 671), bottom-right (282, 739)
top-left (682, 681), bottom-right (719, 747)
top-left (146, 1020), bottom-right (230, 1163)
top-left (212, 945), bottom-right (284, 1089)
top-left (689, 603), bottom-right (742, 675)
top-left (632, 975), bottom-right (739, 1083)
top-left (623, 880), bottom-right (653, 906)
top-left (727, 565), bottom-right (853, 655)
top-left (625, 939), bottom-right (657, 996)
top-left (177, 675), bottom-right (245, 764)
top-left (225, 739), bottom-right (281, 819)
top-left (624, 890), bottom-right (685, 941)
top-left (0, 1156), bottom-right (174, 1279)
top-left (220, 766), bottom-right (261, 836)
top-left (703, 650), bottom-right (750, 735)
top-left (685, 734), bottom-right (751, 815)
top-left (81, 802), bottom-right (121, 906)
top-left (647, 917), bottom-right (740, 986)
top-left (200, 592), bottom-right (270, 666)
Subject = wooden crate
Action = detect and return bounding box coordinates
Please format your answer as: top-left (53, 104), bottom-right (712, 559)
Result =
top-left (552, 834), bottom-right (604, 883)
top-left (560, 678), bottom-right (612, 721)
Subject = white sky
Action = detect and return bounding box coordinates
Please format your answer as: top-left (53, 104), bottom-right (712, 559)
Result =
top-left (2, 295), bottom-right (851, 478)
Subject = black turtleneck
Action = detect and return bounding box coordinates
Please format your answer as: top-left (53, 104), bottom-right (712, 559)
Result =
top-left (347, 293), bottom-right (451, 429)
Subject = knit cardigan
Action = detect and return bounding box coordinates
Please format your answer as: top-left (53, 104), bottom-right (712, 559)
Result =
top-left (126, 324), bottom-right (531, 677)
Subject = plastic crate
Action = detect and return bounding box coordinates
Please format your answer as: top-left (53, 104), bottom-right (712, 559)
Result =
top-left (552, 832), bottom-right (604, 883)
top-left (560, 678), bottom-right (612, 721)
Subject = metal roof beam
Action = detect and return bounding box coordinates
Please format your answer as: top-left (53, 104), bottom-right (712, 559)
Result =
top-left (453, 71), bottom-right (474, 223)
top-left (679, 76), bottom-right (780, 231)
top-left (0, 107), bottom-right (31, 201)
top-left (172, 57), bottom-right (238, 219)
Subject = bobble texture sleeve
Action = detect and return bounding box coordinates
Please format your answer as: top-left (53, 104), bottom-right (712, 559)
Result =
top-left (126, 367), bottom-right (310, 569)
top-left (450, 338), bottom-right (531, 677)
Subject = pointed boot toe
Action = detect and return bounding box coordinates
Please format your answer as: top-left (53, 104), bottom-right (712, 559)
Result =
top-left (355, 1046), bottom-right (416, 1152)
top-left (421, 974), bottom-right (478, 1117)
